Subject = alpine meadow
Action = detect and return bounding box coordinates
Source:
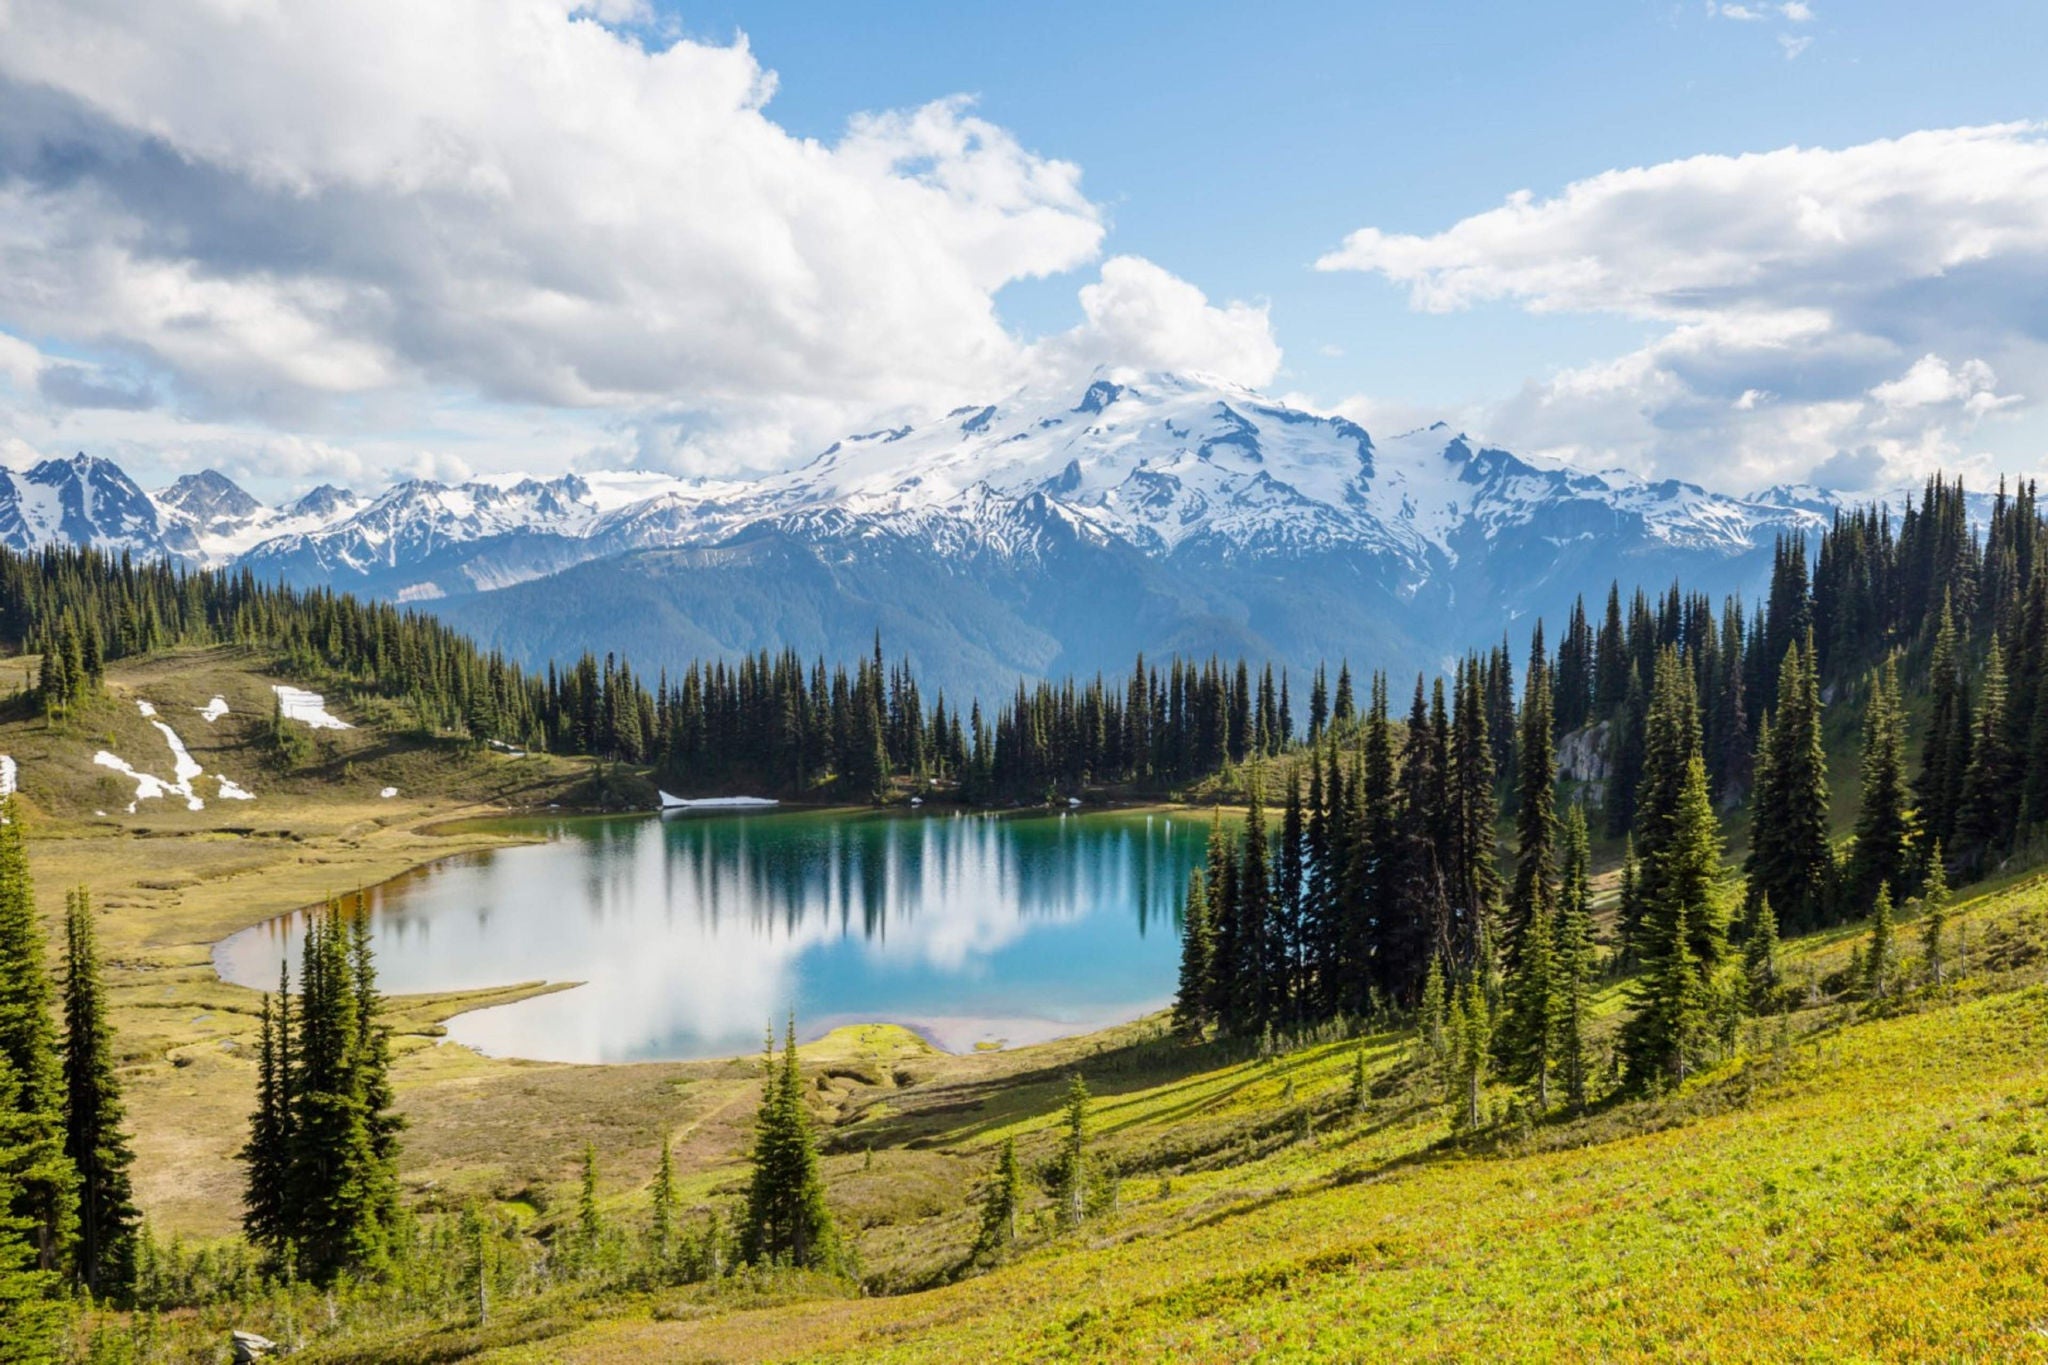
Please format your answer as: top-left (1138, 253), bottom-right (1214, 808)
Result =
top-left (2, 2), bottom-right (2048, 1361)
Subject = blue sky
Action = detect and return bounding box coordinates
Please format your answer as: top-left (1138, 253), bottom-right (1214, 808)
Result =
top-left (0, 0), bottom-right (2044, 496)
top-left (681, 0), bottom-right (2045, 409)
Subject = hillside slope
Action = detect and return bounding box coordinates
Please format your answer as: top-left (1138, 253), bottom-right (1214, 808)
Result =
top-left (459, 873), bottom-right (2048, 1364)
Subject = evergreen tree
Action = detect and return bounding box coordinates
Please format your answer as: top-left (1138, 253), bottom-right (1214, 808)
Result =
top-left (1919, 850), bottom-right (1950, 987)
top-left (1958, 639), bottom-right (2019, 874)
top-left (1848, 658), bottom-right (1912, 910)
top-left (649, 1135), bottom-right (677, 1264)
top-left (60, 888), bottom-right (137, 1298)
top-left (1622, 664), bottom-right (1726, 1090)
top-left (1554, 806), bottom-right (1596, 1113)
top-left (1864, 886), bottom-right (1897, 1001)
top-left (740, 1020), bottom-right (838, 1270)
top-left (239, 970), bottom-right (294, 1262)
top-left (1743, 896), bottom-right (1781, 1012)
top-left (1046, 1074), bottom-right (1093, 1232)
top-left (0, 1056), bottom-right (64, 1364)
top-left (1916, 596), bottom-right (1969, 855)
top-left (0, 800), bottom-right (75, 1275)
top-left (1746, 634), bottom-right (1834, 931)
top-left (1172, 871), bottom-right (1213, 1040)
top-left (576, 1142), bottom-right (603, 1266)
top-left (1448, 979), bottom-right (1491, 1132)
top-left (970, 1137), bottom-right (1023, 1264)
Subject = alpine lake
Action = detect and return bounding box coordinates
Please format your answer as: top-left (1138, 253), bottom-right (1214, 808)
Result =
top-left (213, 806), bottom-right (1214, 1062)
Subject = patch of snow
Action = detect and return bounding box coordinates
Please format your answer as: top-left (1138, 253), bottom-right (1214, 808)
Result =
top-left (379, 786), bottom-right (398, 799)
top-left (197, 697), bottom-right (229, 723)
top-left (217, 776), bottom-right (255, 801)
top-left (0, 755), bottom-right (14, 797)
top-left (95, 750), bottom-right (173, 809)
top-left (136, 702), bottom-right (205, 810)
top-left (136, 700), bottom-right (157, 718)
top-left (272, 685), bottom-right (351, 730)
top-left (657, 791), bottom-right (778, 810)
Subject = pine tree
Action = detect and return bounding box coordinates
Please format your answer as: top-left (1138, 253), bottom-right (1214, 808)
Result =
top-left (1917, 596), bottom-right (1966, 852)
top-left (1920, 850), bottom-right (1950, 987)
top-left (1448, 979), bottom-right (1491, 1132)
top-left (239, 969), bottom-right (294, 1263)
top-left (1958, 639), bottom-right (2019, 874)
top-left (971, 1137), bottom-right (1023, 1264)
top-left (649, 1135), bottom-right (677, 1265)
top-left (1171, 871), bottom-right (1213, 1040)
top-left (1417, 956), bottom-right (1448, 1071)
top-left (1743, 896), bottom-right (1781, 1012)
top-left (740, 1020), bottom-right (838, 1270)
top-left (1864, 886), bottom-right (1897, 1001)
top-left (61, 888), bottom-right (137, 1298)
top-left (1347, 1046), bottom-right (1368, 1115)
top-left (1554, 806), bottom-right (1596, 1113)
top-left (576, 1142), bottom-right (603, 1267)
top-left (1848, 658), bottom-right (1912, 910)
top-left (1746, 634), bottom-right (1834, 931)
top-left (1622, 662), bottom-right (1726, 1090)
top-left (0, 800), bottom-right (75, 1275)
top-left (0, 1056), bottom-right (64, 1364)
top-left (1047, 1074), bottom-right (1092, 1232)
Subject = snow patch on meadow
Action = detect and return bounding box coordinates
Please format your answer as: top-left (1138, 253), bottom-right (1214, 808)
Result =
top-left (272, 685), bottom-right (351, 730)
top-left (197, 697), bottom-right (229, 723)
top-left (97, 698), bottom-right (250, 812)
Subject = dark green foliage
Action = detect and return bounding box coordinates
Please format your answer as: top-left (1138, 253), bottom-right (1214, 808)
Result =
top-left (0, 1057), bottom-right (65, 1363)
top-left (61, 888), bottom-right (137, 1299)
top-left (1746, 634), bottom-right (1834, 932)
top-left (1172, 871), bottom-right (1213, 1039)
top-left (0, 801), bottom-right (76, 1276)
top-left (970, 1137), bottom-right (1023, 1265)
top-left (1622, 656), bottom-right (1726, 1091)
top-left (1043, 1075), bottom-right (1104, 1232)
top-left (1864, 887), bottom-right (1897, 1001)
top-left (1848, 658), bottom-right (1913, 910)
top-left (740, 1021), bottom-right (838, 1271)
top-left (237, 901), bottom-right (402, 1284)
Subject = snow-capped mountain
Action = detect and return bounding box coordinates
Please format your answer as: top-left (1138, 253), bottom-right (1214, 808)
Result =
top-left (5, 374), bottom-right (1876, 697)
top-left (0, 453), bottom-right (178, 557)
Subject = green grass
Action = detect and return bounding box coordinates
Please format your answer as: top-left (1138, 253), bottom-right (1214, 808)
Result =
top-left (459, 873), bottom-right (2048, 1363)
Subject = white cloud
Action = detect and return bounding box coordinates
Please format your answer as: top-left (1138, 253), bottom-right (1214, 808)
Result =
top-left (0, 0), bottom-right (1162, 482)
top-left (1781, 2), bottom-right (1815, 21)
top-left (1317, 124), bottom-right (2048, 491)
top-left (1778, 33), bottom-right (1813, 59)
top-left (1036, 256), bottom-right (1282, 390)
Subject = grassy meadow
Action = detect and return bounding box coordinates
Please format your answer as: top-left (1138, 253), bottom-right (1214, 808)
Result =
top-left (9, 645), bottom-right (2048, 1361)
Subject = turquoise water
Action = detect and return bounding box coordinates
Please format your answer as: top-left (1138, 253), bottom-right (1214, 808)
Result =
top-left (213, 808), bottom-right (1211, 1063)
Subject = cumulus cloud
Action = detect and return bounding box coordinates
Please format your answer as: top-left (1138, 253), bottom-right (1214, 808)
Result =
top-left (1317, 124), bottom-right (2048, 491)
top-left (1, 0), bottom-right (1269, 484)
top-left (1034, 256), bottom-right (1282, 390)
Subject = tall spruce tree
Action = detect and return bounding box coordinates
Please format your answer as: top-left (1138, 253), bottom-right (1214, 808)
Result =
top-left (1621, 660), bottom-right (1726, 1091)
top-left (1554, 806), bottom-right (1596, 1113)
top-left (1171, 871), bottom-right (1213, 1040)
top-left (60, 888), bottom-right (137, 1298)
top-left (0, 1055), bottom-right (64, 1363)
top-left (1745, 634), bottom-right (1834, 931)
top-left (1957, 639), bottom-right (2019, 874)
top-left (1848, 658), bottom-right (1912, 909)
top-left (740, 1020), bottom-right (838, 1270)
top-left (1916, 596), bottom-right (1969, 855)
top-left (0, 800), bottom-right (75, 1275)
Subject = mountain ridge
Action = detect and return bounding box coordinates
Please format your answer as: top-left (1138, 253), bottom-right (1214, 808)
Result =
top-left (0, 374), bottom-right (1921, 696)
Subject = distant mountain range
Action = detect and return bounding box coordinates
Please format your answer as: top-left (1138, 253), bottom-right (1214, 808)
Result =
top-left (6, 372), bottom-right (1893, 699)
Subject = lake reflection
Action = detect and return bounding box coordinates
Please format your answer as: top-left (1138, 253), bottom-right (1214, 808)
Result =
top-left (213, 808), bottom-right (1212, 1062)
